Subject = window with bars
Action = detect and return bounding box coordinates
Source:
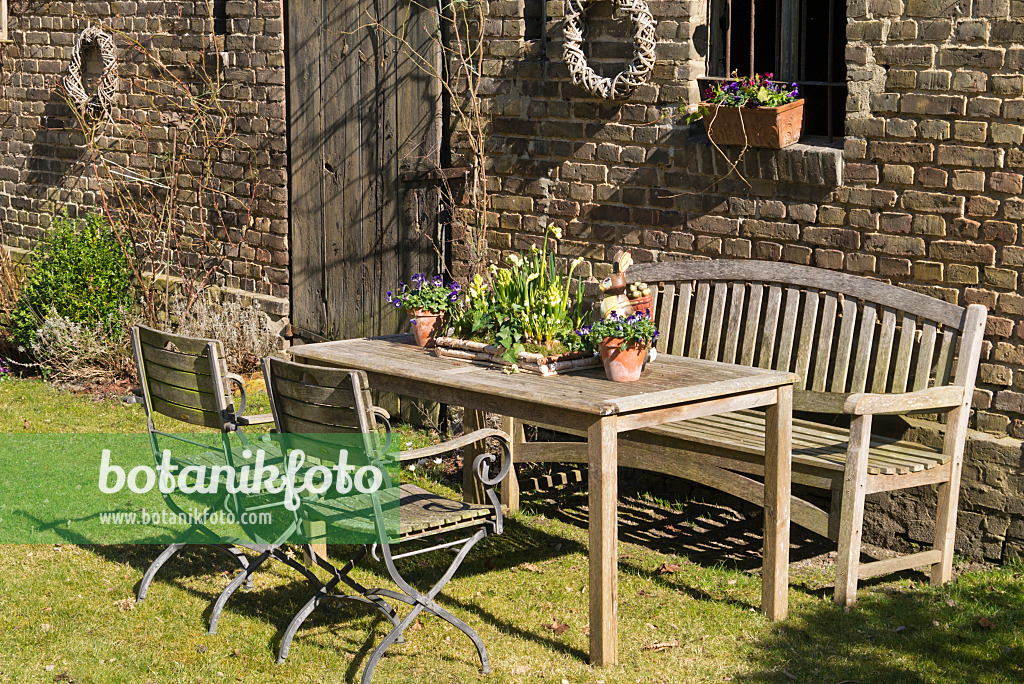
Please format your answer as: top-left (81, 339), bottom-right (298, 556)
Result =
top-left (704, 0), bottom-right (847, 140)
top-left (212, 0), bottom-right (228, 50)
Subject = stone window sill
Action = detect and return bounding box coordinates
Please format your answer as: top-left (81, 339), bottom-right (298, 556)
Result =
top-left (684, 126), bottom-right (844, 187)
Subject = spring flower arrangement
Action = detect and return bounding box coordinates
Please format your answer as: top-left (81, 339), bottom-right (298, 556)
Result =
top-left (576, 310), bottom-right (660, 382)
top-left (449, 225), bottom-right (588, 363)
top-left (686, 72), bottom-right (800, 123)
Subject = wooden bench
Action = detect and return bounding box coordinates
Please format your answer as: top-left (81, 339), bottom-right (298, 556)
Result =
top-left (505, 260), bottom-right (987, 606)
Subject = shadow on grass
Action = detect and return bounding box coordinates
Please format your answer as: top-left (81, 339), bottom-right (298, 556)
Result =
top-left (521, 483), bottom-right (833, 573)
top-left (732, 571), bottom-right (1024, 683)
top-left (82, 514), bottom-right (589, 668)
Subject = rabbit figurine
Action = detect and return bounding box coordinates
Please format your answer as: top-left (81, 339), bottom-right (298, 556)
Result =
top-left (599, 250), bottom-right (635, 319)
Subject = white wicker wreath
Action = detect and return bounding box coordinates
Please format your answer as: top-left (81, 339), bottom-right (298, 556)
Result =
top-left (563, 0), bottom-right (657, 100)
top-left (63, 26), bottom-right (119, 118)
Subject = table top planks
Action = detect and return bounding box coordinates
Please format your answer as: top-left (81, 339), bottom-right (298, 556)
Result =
top-left (290, 335), bottom-right (797, 417)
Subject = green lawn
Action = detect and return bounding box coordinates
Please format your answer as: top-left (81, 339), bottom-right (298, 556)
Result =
top-left (0, 377), bottom-right (1022, 683)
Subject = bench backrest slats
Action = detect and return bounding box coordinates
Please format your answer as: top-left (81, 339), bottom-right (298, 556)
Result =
top-left (722, 282), bottom-right (746, 364)
top-left (872, 309), bottom-right (898, 393)
top-left (689, 282), bottom-right (710, 358)
top-left (891, 314), bottom-right (917, 393)
top-left (850, 302), bottom-right (878, 393)
top-left (628, 260), bottom-right (984, 413)
top-left (655, 282), bottom-right (675, 354)
top-left (913, 322), bottom-right (938, 391)
top-left (740, 283), bottom-right (764, 367)
top-left (831, 296), bottom-right (858, 392)
top-left (795, 289), bottom-right (819, 383)
top-left (936, 329), bottom-right (958, 387)
top-left (776, 287), bottom-right (801, 374)
top-left (812, 292), bottom-right (839, 391)
top-left (759, 285), bottom-right (783, 370)
top-left (705, 282), bottom-right (729, 360)
top-left (671, 282), bottom-right (690, 355)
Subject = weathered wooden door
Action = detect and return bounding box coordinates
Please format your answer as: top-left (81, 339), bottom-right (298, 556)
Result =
top-left (288, 0), bottom-right (443, 341)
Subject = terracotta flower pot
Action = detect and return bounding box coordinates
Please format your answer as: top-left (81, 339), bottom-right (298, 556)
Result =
top-left (409, 308), bottom-right (443, 348)
top-left (702, 99), bottom-right (804, 149)
top-left (599, 337), bottom-right (647, 382)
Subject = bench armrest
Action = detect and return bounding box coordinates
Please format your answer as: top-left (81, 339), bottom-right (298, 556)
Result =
top-left (842, 386), bottom-right (966, 416)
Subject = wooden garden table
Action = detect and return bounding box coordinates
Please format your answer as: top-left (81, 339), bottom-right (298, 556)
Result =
top-left (290, 334), bottom-right (795, 667)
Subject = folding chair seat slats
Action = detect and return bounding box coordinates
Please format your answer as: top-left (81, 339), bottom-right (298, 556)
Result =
top-left (305, 483), bottom-right (493, 538)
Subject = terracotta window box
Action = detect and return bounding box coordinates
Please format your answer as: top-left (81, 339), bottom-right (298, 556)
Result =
top-left (701, 99), bottom-right (805, 150)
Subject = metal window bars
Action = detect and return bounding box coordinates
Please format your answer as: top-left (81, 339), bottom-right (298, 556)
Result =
top-left (707, 0), bottom-right (846, 140)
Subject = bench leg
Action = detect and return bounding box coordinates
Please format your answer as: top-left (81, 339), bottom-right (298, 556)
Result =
top-left (835, 414), bottom-right (872, 607)
top-left (931, 405), bottom-right (970, 586)
top-left (499, 416), bottom-right (523, 513)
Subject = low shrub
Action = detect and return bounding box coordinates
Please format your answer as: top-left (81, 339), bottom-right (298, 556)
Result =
top-left (171, 294), bottom-right (279, 373)
top-left (30, 308), bottom-right (138, 386)
top-left (10, 212), bottom-right (134, 346)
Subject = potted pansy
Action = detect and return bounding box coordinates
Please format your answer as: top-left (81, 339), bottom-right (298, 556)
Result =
top-left (387, 274), bottom-right (460, 348)
top-left (577, 311), bottom-right (660, 382)
top-left (686, 73), bottom-right (803, 149)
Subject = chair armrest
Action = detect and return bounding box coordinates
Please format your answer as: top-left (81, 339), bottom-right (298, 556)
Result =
top-left (235, 413), bottom-right (275, 426)
top-left (371, 407), bottom-right (393, 455)
top-left (842, 386), bottom-right (966, 416)
top-left (225, 373), bottom-right (250, 417)
top-left (397, 427), bottom-right (510, 463)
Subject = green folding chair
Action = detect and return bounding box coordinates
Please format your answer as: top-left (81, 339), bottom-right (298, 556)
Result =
top-left (128, 325), bottom-right (320, 629)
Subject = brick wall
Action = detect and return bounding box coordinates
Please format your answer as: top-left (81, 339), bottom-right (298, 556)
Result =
top-left (0, 0), bottom-right (289, 317)
top-left (5, 0), bottom-right (1024, 561)
top-left (466, 0), bottom-right (1024, 560)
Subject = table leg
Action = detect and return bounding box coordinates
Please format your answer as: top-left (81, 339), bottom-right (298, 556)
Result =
top-left (589, 415), bottom-right (618, 666)
top-left (763, 384), bottom-right (792, 621)
top-left (462, 409), bottom-right (487, 504)
top-left (499, 416), bottom-right (523, 513)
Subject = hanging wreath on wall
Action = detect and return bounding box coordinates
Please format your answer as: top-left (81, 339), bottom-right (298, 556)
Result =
top-left (563, 0), bottom-right (657, 100)
top-left (63, 26), bottom-right (119, 118)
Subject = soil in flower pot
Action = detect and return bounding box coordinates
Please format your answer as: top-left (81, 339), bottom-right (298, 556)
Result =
top-left (409, 309), bottom-right (443, 348)
top-left (599, 337), bottom-right (647, 382)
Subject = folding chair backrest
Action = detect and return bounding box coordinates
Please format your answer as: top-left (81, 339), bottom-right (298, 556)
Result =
top-left (131, 324), bottom-right (233, 430)
top-left (262, 357), bottom-right (387, 482)
top-left (262, 357), bottom-right (377, 435)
